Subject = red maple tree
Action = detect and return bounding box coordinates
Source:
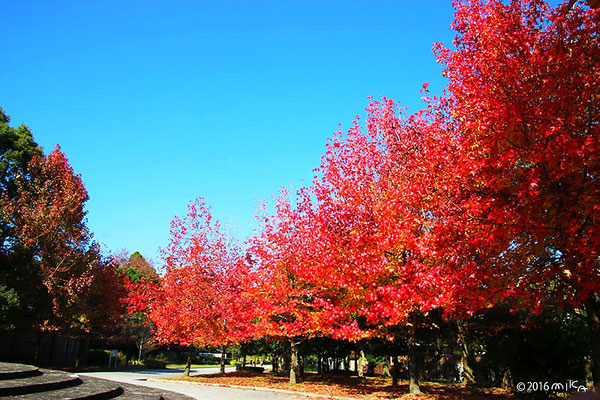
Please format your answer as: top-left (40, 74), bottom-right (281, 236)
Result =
top-left (245, 190), bottom-right (353, 384)
top-left (127, 197), bottom-right (247, 375)
top-left (2, 146), bottom-right (101, 329)
top-left (309, 97), bottom-right (463, 394)
top-left (430, 0), bottom-right (600, 390)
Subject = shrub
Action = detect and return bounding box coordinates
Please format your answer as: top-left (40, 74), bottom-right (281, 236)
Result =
top-left (143, 358), bottom-right (167, 369)
top-left (235, 363), bottom-right (264, 373)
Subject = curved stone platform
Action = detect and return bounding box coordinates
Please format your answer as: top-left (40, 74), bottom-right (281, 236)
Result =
top-left (0, 362), bottom-right (193, 399)
top-left (0, 363), bottom-right (41, 381)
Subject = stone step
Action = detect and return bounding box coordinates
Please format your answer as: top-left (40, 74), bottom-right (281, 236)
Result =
top-left (0, 363), bottom-right (42, 381)
top-left (0, 362), bottom-right (192, 399)
top-left (13, 379), bottom-right (124, 399)
top-left (0, 369), bottom-right (82, 396)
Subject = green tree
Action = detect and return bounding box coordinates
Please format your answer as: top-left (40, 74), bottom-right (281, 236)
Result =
top-left (0, 108), bottom-right (42, 331)
top-left (117, 250), bottom-right (159, 360)
top-left (0, 285), bottom-right (19, 333)
top-left (124, 251), bottom-right (158, 283)
top-left (0, 107), bottom-right (41, 248)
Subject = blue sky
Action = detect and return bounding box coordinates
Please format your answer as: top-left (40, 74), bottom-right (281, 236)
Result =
top-left (1, 0), bottom-right (456, 264)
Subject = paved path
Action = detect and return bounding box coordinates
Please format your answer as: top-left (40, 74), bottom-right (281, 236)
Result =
top-left (80, 367), bottom-right (333, 400)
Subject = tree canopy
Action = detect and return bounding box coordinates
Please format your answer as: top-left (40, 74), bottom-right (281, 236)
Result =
top-left (0, 109), bottom-right (126, 336)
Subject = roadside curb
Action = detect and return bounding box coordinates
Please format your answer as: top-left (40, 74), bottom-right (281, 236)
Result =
top-left (146, 377), bottom-right (358, 400)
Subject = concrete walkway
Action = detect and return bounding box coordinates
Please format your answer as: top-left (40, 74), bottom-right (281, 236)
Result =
top-left (80, 367), bottom-right (335, 400)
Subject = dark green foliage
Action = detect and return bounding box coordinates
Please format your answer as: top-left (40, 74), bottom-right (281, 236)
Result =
top-left (118, 251), bottom-right (158, 284)
top-left (0, 107), bottom-right (41, 250)
top-left (143, 357), bottom-right (167, 369)
top-left (484, 309), bottom-right (588, 386)
top-left (128, 252), bottom-right (158, 280)
top-left (0, 285), bottom-right (20, 333)
top-left (86, 349), bottom-right (115, 366)
top-left (123, 266), bottom-right (144, 284)
top-left (0, 108), bottom-right (41, 192)
top-left (235, 364), bottom-right (264, 373)
top-left (0, 108), bottom-right (43, 332)
top-left (459, 306), bottom-right (589, 388)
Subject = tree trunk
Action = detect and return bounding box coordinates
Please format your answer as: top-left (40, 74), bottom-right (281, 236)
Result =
top-left (358, 350), bottom-right (366, 378)
top-left (183, 345), bottom-right (193, 377)
top-left (457, 320), bottom-right (476, 385)
top-left (283, 351), bottom-right (291, 373)
top-left (10, 330), bottom-right (18, 358)
top-left (408, 321), bottom-right (422, 395)
top-left (242, 353), bottom-right (247, 368)
top-left (48, 335), bottom-right (56, 367)
top-left (76, 338), bottom-right (89, 369)
top-left (289, 340), bottom-right (300, 384)
top-left (382, 357), bottom-right (391, 378)
top-left (220, 346), bottom-right (226, 374)
top-left (75, 338), bottom-right (82, 369)
top-left (272, 352), bottom-right (278, 374)
top-left (391, 355), bottom-right (399, 387)
top-left (585, 295), bottom-right (600, 393)
top-left (501, 369), bottom-right (512, 389)
top-left (138, 338), bottom-right (143, 362)
top-left (34, 331), bottom-right (42, 365)
top-left (317, 353), bottom-right (322, 375)
top-left (125, 336), bottom-right (130, 366)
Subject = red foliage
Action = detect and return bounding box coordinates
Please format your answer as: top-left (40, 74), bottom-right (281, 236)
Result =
top-left (76, 256), bottom-right (129, 334)
top-left (305, 0), bottom-right (600, 328)
top-left (305, 99), bottom-right (459, 339)
top-left (2, 146), bottom-right (98, 327)
top-left (245, 189), bottom-right (360, 341)
top-left (2, 145), bottom-right (128, 333)
top-left (243, 0), bottom-right (600, 351)
top-left (432, 0), bottom-right (600, 314)
top-left (131, 0), bottom-right (600, 389)
top-left (126, 198), bottom-right (248, 347)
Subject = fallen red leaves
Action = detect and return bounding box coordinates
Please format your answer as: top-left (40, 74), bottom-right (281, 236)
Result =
top-left (171, 372), bottom-right (514, 399)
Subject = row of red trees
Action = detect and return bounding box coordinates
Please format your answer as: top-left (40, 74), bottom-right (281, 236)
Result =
top-left (127, 0), bottom-right (600, 394)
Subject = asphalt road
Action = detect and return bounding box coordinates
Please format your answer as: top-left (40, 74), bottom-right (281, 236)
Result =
top-left (80, 367), bottom-right (333, 400)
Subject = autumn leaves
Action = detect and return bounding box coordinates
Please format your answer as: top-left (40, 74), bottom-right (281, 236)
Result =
top-left (126, 0), bottom-right (600, 392)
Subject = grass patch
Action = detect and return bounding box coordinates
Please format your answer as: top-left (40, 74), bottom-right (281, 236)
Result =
top-left (166, 363), bottom-right (225, 369)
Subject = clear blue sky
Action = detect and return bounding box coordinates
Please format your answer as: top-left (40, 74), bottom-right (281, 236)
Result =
top-left (1, 0), bottom-right (456, 263)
